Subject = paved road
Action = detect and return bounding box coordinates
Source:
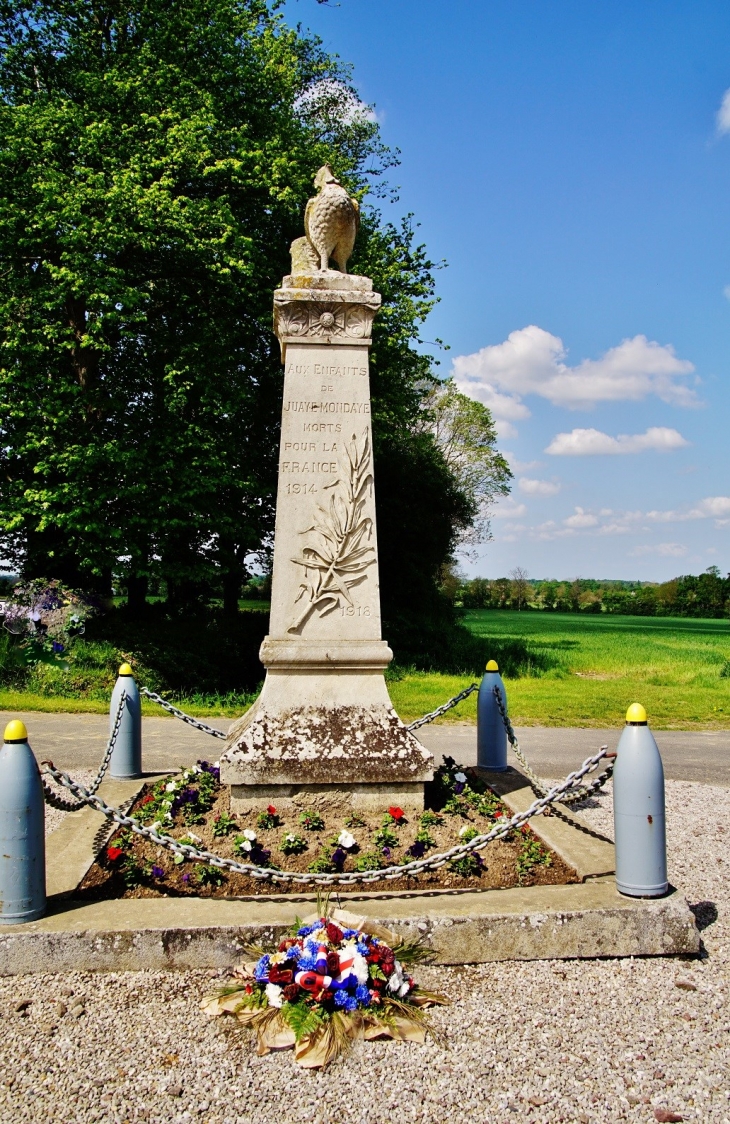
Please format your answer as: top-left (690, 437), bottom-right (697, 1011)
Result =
top-left (3, 710), bottom-right (728, 786)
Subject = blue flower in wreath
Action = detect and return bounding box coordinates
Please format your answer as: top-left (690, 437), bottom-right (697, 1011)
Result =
top-left (356, 941), bottom-right (369, 955)
top-left (334, 991), bottom-right (349, 1008)
top-left (344, 994), bottom-right (359, 1012)
top-left (343, 928), bottom-right (358, 939)
top-left (253, 955), bottom-right (270, 981)
top-left (355, 985), bottom-right (371, 1007)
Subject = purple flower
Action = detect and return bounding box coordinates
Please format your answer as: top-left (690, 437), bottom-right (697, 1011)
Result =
top-left (331, 847), bottom-right (347, 871)
top-left (198, 760), bottom-right (220, 781)
top-left (381, 846), bottom-right (391, 857)
top-left (181, 873), bottom-right (190, 883)
top-left (151, 865), bottom-right (165, 879)
top-left (407, 840), bottom-right (427, 859)
top-left (52, 640), bottom-right (64, 653)
top-left (453, 782), bottom-right (465, 795)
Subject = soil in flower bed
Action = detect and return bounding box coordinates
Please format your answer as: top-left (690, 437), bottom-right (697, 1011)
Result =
top-left (77, 758), bottom-right (579, 898)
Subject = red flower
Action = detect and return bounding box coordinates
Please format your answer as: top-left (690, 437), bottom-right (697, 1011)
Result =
top-left (494, 811), bottom-right (503, 818)
top-left (325, 923), bottom-right (343, 945)
top-left (267, 804), bottom-right (277, 815)
top-left (245, 984), bottom-right (253, 995)
top-left (388, 806), bottom-right (404, 821)
top-left (268, 964), bottom-right (293, 985)
top-left (106, 846), bottom-right (123, 861)
top-left (326, 952), bottom-right (340, 976)
top-left (282, 983), bottom-right (300, 1002)
top-left (140, 794), bottom-right (154, 805)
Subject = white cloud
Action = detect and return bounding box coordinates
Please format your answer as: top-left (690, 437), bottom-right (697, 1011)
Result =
top-left (723, 284), bottom-right (730, 302)
top-left (717, 88), bottom-right (730, 134)
top-left (452, 326), bottom-right (698, 432)
top-left (563, 507), bottom-right (599, 528)
top-left (492, 499), bottom-right (527, 519)
top-left (505, 452), bottom-right (542, 473)
top-left (631, 543), bottom-right (688, 558)
top-left (545, 426), bottom-right (689, 456)
top-left (646, 496), bottom-right (730, 525)
top-left (518, 477), bottom-right (561, 496)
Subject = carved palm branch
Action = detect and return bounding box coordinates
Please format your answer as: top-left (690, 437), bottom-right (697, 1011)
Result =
top-left (288, 429), bottom-right (376, 633)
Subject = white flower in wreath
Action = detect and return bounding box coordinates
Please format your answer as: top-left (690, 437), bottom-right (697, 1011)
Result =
top-left (243, 829), bottom-right (256, 841)
top-left (337, 830), bottom-right (356, 849)
top-left (352, 952), bottom-right (369, 986)
top-left (454, 772), bottom-right (467, 783)
top-left (265, 983), bottom-right (284, 1009)
top-left (387, 960), bottom-right (411, 998)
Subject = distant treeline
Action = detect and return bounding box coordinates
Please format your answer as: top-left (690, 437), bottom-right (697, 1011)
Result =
top-left (449, 567), bottom-right (730, 618)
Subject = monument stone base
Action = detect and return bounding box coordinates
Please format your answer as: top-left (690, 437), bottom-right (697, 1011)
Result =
top-left (229, 781), bottom-right (425, 818)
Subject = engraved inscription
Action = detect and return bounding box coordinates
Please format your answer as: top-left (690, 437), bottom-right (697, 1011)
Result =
top-left (283, 400), bottom-right (370, 415)
top-left (288, 429), bottom-right (376, 634)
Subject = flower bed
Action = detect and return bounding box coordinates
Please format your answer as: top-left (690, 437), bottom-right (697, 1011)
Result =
top-left (77, 757), bottom-right (579, 897)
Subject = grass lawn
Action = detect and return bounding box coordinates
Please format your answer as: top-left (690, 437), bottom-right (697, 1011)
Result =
top-left (2, 610), bottom-right (728, 729)
top-left (389, 611), bottom-right (730, 729)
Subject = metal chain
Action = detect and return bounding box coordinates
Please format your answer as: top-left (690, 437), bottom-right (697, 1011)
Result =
top-left (492, 685), bottom-right (614, 805)
top-left (41, 745), bottom-right (608, 886)
top-left (407, 683), bottom-right (479, 731)
top-left (40, 689), bottom-right (128, 812)
top-left (139, 687), bottom-right (227, 740)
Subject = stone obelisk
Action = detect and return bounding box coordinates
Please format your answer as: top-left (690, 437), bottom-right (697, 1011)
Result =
top-left (221, 166), bottom-right (433, 814)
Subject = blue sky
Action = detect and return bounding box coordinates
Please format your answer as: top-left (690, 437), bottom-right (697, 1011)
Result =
top-left (284, 0), bottom-right (730, 581)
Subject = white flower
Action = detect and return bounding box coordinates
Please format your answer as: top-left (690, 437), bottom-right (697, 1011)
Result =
top-left (352, 952), bottom-right (369, 986)
top-left (387, 964), bottom-right (403, 993)
top-left (265, 983), bottom-right (284, 1008)
top-left (243, 828), bottom-right (256, 841)
top-left (241, 840), bottom-right (252, 852)
top-left (285, 834), bottom-right (297, 843)
top-left (459, 824), bottom-right (472, 837)
top-left (454, 772), bottom-right (467, 783)
top-left (337, 830), bottom-right (356, 849)
top-left (213, 761), bottom-right (220, 768)
top-left (397, 978), bottom-right (411, 998)
top-left (165, 782), bottom-right (177, 792)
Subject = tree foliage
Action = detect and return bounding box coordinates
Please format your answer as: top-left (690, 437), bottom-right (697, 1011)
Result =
top-left (0, 0), bottom-right (509, 669)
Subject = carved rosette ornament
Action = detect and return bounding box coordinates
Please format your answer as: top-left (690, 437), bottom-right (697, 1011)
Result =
top-left (273, 287), bottom-right (381, 359)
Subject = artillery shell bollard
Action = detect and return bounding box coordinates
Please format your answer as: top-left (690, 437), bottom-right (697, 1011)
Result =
top-left (477, 659), bottom-right (508, 770)
top-left (0, 720), bottom-right (46, 924)
top-left (109, 662), bottom-right (142, 778)
top-left (613, 703), bottom-right (668, 898)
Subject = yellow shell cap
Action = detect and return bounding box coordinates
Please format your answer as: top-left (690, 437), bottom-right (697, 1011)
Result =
top-left (626, 703), bottom-right (647, 725)
top-left (4, 719), bottom-right (28, 742)
top-left (486, 659), bottom-right (499, 672)
top-left (118, 662), bottom-right (134, 677)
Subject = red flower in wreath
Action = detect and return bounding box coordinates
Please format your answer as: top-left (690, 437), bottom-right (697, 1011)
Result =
top-left (106, 846), bottom-right (123, 861)
top-left (325, 923), bottom-right (343, 944)
top-left (282, 983), bottom-right (300, 1002)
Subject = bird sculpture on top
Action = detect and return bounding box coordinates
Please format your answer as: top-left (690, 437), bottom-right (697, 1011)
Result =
top-left (301, 165), bottom-right (360, 273)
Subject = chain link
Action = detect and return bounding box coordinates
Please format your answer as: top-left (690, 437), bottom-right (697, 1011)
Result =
top-left (407, 683), bottom-right (479, 731)
top-left (492, 685), bottom-right (613, 805)
top-left (139, 687), bottom-right (227, 740)
top-left (41, 745), bottom-right (608, 886)
top-left (40, 689), bottom-right (128, 812)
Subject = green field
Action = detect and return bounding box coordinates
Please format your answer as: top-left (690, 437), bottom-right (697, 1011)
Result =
top-left (387, 611), bottom-right (730, 730)
top-left (1, 610), bottom-right (729, 729)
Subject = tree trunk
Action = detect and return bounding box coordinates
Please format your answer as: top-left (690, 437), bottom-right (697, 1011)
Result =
top-left (126, 573), bottom-right (148, 616)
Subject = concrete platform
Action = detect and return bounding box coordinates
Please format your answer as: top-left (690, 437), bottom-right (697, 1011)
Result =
top-left (0, 760), bottom-right (699, 974)
top-left (0, 880), bottom-right (699, 974)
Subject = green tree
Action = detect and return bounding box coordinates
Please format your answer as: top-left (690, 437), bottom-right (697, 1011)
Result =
top-left (0, 0), bottom-right (507, 668)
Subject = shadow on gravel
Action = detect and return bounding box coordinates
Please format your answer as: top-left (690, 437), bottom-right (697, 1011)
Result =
top-left (689, 900), bottom-right (718, 930)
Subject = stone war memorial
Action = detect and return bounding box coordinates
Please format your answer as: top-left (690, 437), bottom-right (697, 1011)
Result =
top-left (221, 165), bottom-right (433, 817)
top-left (0, 166), bottom-right (701, 1074)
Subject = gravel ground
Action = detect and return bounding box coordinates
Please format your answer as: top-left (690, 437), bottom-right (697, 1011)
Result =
top-left (43, 770), bottom-right (97, 835)
top-left (1, 778), bottom-right (727, 1124)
